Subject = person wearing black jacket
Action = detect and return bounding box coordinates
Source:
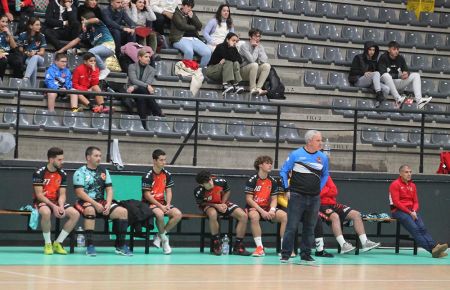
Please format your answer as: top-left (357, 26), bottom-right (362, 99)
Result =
top-left (205, 32), bottom-right (244, 95)
top-left (43, 0), bottom-right (81, 50)
top-left (349, 41), bottom-right (389, 108)
top-left (379, 41), bottom-right (432, 109)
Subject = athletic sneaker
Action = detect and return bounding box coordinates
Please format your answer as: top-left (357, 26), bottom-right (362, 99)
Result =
top-left (212, 239), bottom-right (222, 256)
top-left (44, 243), bottom-right (53, 255)
top-left (280, 256), bottom-right (289, 263)
top-left (52, 242), bottom-right (67, 255)
top-left (315, 250), bottom-right (334, 258)
top-left (232, 243), bottom-right (251, 256)
top-left (252, 246), bottom-right (265, 257)
top-left (395, 95), bottom-right (406, 109)
top-left (115, 245), bottom-right (133, 256)
top-left (417, 96), bottom-right (432, 110)
top-left (300, 253), bottom-right (316, 264)
top-left (153, 234), bottom-right (161, 248)
top-left (99, 68), bottom-right (111, 80)
top-left (340, 242), bottom-right (356, 254)
top-left (361, 240), bottom-right (381, 252)
top-left (432, 243), bottom-right (448, 258)
top-left (234, 86), bottom-right (244, 94)
top-left (438, 252), bottom-right (448, 258)
top-left (86, 244), bottom-right (97, 256)
top-left (222, 84), bottom-right (234, 96)
top-left (162, 237), bottom-right (172, 255)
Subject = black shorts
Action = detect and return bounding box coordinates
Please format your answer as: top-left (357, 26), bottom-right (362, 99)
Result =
top-left (74, 199), bottom-right (120, 218)
top-left (201, 202), bottom-right (238, 217)
top-left (319, 203), bottom-right (353, 223)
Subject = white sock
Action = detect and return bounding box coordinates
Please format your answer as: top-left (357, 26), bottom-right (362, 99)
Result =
top-left (359, 234), bottom-right (368, 245)
top-left (315, 237), bottom-right (324, 252)
top-left (56, 230), bottom-right (70, 243)
top-left (336, 235), bottom-right (346, 247)
top-left (254, 237), bottom-right (263, 248)
top-left (280, 238), bottom-right (283, 250)
top-left (43, 232), bottom-right (51, 244)
top-left (160, 231), bottom-right (168, 241)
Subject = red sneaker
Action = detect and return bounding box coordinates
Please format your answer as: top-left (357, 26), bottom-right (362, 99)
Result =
top-left (252, 246), bottom-right (265, 257)
top-left (212, 239), bottom-right (222, 256)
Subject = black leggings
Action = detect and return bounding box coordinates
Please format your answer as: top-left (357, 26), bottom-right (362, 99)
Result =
top-left (0, 50), bottom-right (24, 80)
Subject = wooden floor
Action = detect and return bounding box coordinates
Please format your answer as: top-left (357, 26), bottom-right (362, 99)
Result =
top-left (1, 265), bottom-right (449, 290)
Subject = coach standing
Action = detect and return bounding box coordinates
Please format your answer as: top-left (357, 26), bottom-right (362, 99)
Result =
top-left (279, 129), bottom-right (329, 264)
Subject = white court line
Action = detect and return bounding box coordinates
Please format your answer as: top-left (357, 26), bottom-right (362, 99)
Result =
top-left (62, 279), bottom-right (450, 283)
top-left (0, 270), bottom-right (74, 283)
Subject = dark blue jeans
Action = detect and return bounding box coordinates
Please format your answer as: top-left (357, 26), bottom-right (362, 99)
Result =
top-left (281, 192), bottom-right (320, 257)
top-left (392, 210), bottom-right (436, 252)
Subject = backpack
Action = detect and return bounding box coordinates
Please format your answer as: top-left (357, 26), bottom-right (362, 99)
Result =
top-left (436, 151), bottom-right (450, 174)
top-left (263, 67), bottom-right (286, 100)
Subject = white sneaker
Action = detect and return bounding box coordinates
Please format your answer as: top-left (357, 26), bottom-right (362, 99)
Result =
top-left (153, 234), bottom-right (161, 248)
top-left (340, 242), bottom-right (356, 254)
top-left (162, 237), bottom-right (172, 255)
top-left (417, 96), bottom-right (432, 110)
top-left (361, 240), bottom-right (381, 253)
top-left (99, 68), bottom-right (111, 80)
top-left (395, 95), bottom-right (406, 109)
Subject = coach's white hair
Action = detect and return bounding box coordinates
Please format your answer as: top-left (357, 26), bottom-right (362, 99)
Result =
top-left (304, 130), bottom-right (321, 143)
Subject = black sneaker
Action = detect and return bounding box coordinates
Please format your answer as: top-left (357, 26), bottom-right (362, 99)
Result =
top-left (211, 239), bottom-right (222, 256)
top-left (375, 91), bottom-right (385, 102)
top-left (232, 243), bottom-right (251, 256)
top-left (300, 253), bottom-right (316, 263)
top-left (315, 250), bottom-right (334, 258)
top-left (222, 84), bottom-right (234, 96)
top-left (280, 256), bottom-right (290, 263)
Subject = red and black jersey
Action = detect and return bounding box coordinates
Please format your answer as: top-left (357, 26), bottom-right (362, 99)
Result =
top-left (141, 168), bottom-right (174, 203)
top-left (32, 165), bottom-right (67, 203)
top-left (194, 177), bottom-right (230, 205)
top-left (245, 174), bottom-right (279, 209)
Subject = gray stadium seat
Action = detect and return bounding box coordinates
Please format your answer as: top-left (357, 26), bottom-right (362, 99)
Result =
top-left (119, 114), bottom-right (153, 136)
top-left (421, 79), bottom-right (438, 98)
top-left (384, 30), bottom-right (404, 45)
top-left (377, 101), bottom-right (404, 120)
top-left (2, 107), bottom-right (38, 129)
top-left (252, 17), bottom-right (282, 36)
top-left (410, 54), bottom-right (431, 72)
top-left (249, 94), bottom-right (277, 114)
top-left (431, 56), bottom-right (450, 73)
top-left (252, 121), bottom-right (276, 142)
top-left (361, 127), bottom-right (392, 146)
top-left (333, 4), bottom-right (354, 20)
top-left (199, 90), bottom-right (231, 112)
top-left (431, 131), bottom-right (450, 149)
top-left (292, 0), bottom-right (315, 16)
top-left (225, 93), bottom-right (257, 113)
top-left (385, 128), bottom-right (412, 147)
top-left (361, 28), bottom-right (384, 44)
top-left (7, 78), bottom-right (43, 100)
top-left (343, 49), bottom-right (362, 66)
top-left (277, 43), bottom-right (300, 60)
top-left (395, 10), bottom-right (419, 25)
top-left (274, 19), bottom-right (295, 35)
top-left (291, 21), bottom-right (317, 38)
top-left (315, 24), bottom-right (339, 41)
top-left (159, 35), bottom-right (179, 55)
top-left (356, 99), bottom-right (378, 118)
top-left (154, 87), bottom-right (179, 109)
top-left (33, 109), bottom-right (62, 130)
top-left (435, 80), bottom-right (450, 98)
top-left (154, 61), bottom-right (179, 82)
top-left (304, 71), bottom-right (332, 89)
top-left (439, 13), bottom-right (450, 27)
top-left (91, 113), bottom-right (125, 134)
top-left (200, 119), bottom-right (234, 141)
top-left (42, 52), bottom-right (54, 67)
top-left (315, 2), bottom-right (335, 18)
top-left (422, 33), bottom-right (445, 49)
top-left (254, 0), bottom-right (279, 12)
top-left (409, 128), bottom-right (436, 148)
top-left (328, 72), bottom-right (358, 92)
top-left (300, 45), bottom-right (322, 62)
top-left (376, 8), bottom-right (397, 24)
top-left (353, 6), bottom-right (378, 22)
top-left (173, 89), bottom-right (203, 110)
top-left (237, 0), bottom-right (257, 10)
top-left (68, 53), bottom-right (83, 70)
top-left (398, 103), bottom-right (421, 122)
top-left (424, 103), bottom-right (447, 122)
top-left (147, 116), bottom-right (181, 138)
top-left (418, 12), bottom-right (441, 27)
top-left (404, 32), bottom-right (425, 48)
top-left (70, 112), bottom-right (98, 133)
top-left (322, 47), bottom-right (345, 65)
top-left (338, 26), bottom-right (363, 43)
top-left (280, 123), bottom-right (303, 143)
top-left (332, 98), bottom-right (354, 116)
top-left (274, 0), bottom-right (294, 13)
top-left (174, 117), bottom-right (195, 136)
top-left (226, 120), bottom-right (258, 141)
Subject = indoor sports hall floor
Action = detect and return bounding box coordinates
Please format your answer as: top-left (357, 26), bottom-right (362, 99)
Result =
top-left (0, 247), bottom-right (449, 290)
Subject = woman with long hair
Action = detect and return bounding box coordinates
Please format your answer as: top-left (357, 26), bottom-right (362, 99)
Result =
top-left (125, 0), bottom-right (158, 52)
top-left (203, 4), bottom-right (234, 51)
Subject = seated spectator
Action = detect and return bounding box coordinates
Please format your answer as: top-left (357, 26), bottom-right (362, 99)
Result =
top-left (57, 11), bottom-right (115, 80)
top-left (378, 41), bottom-right (432, 109)
top-left (150, 0), bottom-right (180, 36)
top-left (44, 0), bottom-right (81, 51)
top-left (0, 0), bottom-right (34, 33)
top-left (319, 176), bottom-right (380, 254)
top-left (203, 4), bottom-right (234, 51)
top-left (44, 52), bottom-right (80, 112)
top-left (77, 0), bottom-right (103, 22)
top-left (101, 0), bottom-right (136, 55)
top-left (170, 0), bottom-right (210, 67)
top-left (124, 0), bottom-right (157, 52)
top-left (72, 52), bottom-right (110, 113)
top-left (0, 14), bottom-right (24, 80)
top-left (126, 49), bottom-right (163, 128)
top-left (348, 41), bottom-right (389, 108)
top-left (17, 18), bottom-right (46, 88)
top-left (389, 164), bottom-right (448, 258)
top-left (205, 32), bottom-right (243, 95)
top-left (239, 28), bottom-right (270, 96)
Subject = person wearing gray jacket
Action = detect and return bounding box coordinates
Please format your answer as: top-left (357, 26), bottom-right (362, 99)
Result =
top-left (126, 49), bottom-right (163, 129)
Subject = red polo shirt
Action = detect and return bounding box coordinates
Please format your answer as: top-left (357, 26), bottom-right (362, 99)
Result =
top-left (389, 177), bottom-right (419, 214)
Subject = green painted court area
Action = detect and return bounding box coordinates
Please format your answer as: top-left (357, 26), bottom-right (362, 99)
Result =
top-left (0, 247), bottom-right (448, 266)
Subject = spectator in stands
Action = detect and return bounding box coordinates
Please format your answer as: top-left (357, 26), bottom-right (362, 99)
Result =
top-left (150, 0), bottom-right (180, 36)
top-left (126, 49), bottom-right (163, 128)
top-left (239, 28), bottom-right (270, 96)
top-left (17, 18), bottom-right (46, 88)
top-left (389, 164), bottom-right (448, 258)
top-left (44, 52), bottom-right (80, 112)
top-left (378, 41), bottom-right (432, 109)
top-left (319, 176), bottom-right (380, 254)
top-left (57, 11), bottom-right (115, 80)
top-left (77, 0), bottom-right (103, 22)
top-left (205, 32), bottom-right (244, 96)
top-left (170, 0), bottom-right (211, 68)
top-left (348, 41), bottom-right (389, 108)
top-left (124, 0), bottom-right (158, 52)
top-left (203, 3), bottom-right (234, 51)
top-left (0, 14), bottom-right (24, 80)
top-left (33, 147), bottom-right (80, 255)
top-left (102, 0), bottom-right (136, 55)
top-left (72, 52), bottom-right (110, 113)
top-left (0, 0), bottom-right (34, 33)
top-left (44, 0), bottom-right (81, 51)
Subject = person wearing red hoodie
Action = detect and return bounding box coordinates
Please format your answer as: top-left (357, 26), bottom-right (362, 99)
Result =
top-left (320, 176), bottom-right (380, 254)
top-left (72, 52), bottom-right (109, 113)
top-left (389, 164), bottom-right (448, 258)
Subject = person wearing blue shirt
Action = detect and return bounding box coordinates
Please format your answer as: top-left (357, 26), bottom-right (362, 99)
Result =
top-left (0, 14), bottom-right (24, 80)
top-left (279, 129), bottom-right (329, 264)
top-left (44, 52), bottom-right (80, 112)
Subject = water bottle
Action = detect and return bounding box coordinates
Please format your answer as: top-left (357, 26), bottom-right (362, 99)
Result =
top-left (15, 0), bottom-right (21, 12)
top-left (76, 226), bottom-right (85, 247)
top-left (222, 234), bottom-right (230, 255)
top-left (323, 138), bottom-right (331, 157)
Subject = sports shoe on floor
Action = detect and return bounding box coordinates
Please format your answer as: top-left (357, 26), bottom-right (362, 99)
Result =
top-left (212, 239), bottom-right (222, 256)
top-left (44, 243), bottom-right (53, 255)
top-left (222, 84), bottom-right (234, 96)
top-left (86, 244), bottom-right (97, 256)
top-left (252, 246), bottom-right (265, 257)
top-left (153, 234), bottom-right (161, 248)
top-left (340, 242), bottom-right (356, 254)
top-left (395, 95), bottom-right (406, 109)
top-left (432, 243), bottom-right (448, 258)
top-left (417, 96), bottom-right (432, 110)
top-left (300, 253), bottom-right (316, 263)
top-left (232, 243), bottom-right (251, 256)
top-left (361, 240), bottom-right (381, 253)
top-left (52, 242), bottom-right (67, 255)
top-left (115, 245), bottom-right (133, 256)
top-left (280, 256), bottom-right (290, 263)
top-left (315, 250), bottom-right (334, 258)
top-left (438, 252), bottom-right (448, 258)
top-left (234, 86), bottom-right (244, 94)
top-left (162, 237), bottom-right (172, 255)
top-left (71, 107), bottom-right (82, 112)
top-left (99, 68), bottom-right (111, 80)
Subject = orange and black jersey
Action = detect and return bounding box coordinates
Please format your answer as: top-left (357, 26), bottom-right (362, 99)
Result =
top-left (194, 177), bottom-right (230, 205)
top-left (245, 174), bottom-right (279, 209)
top-left (32, 166), bottom-right (67, 202)
top-left (141, 169), bottom-right (174, 203)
